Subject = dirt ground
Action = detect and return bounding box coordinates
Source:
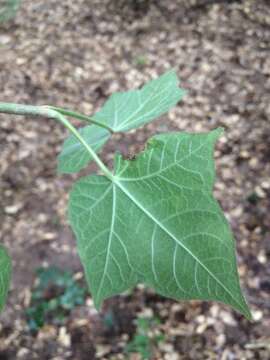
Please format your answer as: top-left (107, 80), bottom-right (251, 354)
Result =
top-left (0, 0), bottom-right (270, 359)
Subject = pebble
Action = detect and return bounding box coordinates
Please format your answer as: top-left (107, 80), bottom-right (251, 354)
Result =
top-left (58, 327), bottom-right (71, 347)
top-left (4, 203), bottom-right (23, 215)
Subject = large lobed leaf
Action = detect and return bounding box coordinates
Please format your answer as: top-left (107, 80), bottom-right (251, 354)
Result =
top-left (0, 245), bottom-right (11, 311)
top-left (68, 129), bottom-right (251, 319)
top-left (58, 70), bottom-right (185, 173)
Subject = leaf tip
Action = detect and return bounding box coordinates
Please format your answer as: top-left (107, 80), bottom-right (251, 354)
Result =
top-left (245, 309), bottom-right (253, 321)
top-left (239, 297), bottom-right (252, 321)
top-left (93, 296), bottom-right (103, 312)
top-left (211, 127), bottom-right (225, 139)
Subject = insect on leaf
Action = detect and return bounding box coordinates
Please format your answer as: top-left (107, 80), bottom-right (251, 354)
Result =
top-left (57, 125), bottom-right (110, 174)
top-left (68, 128), bottom-right (251, 319)
top-left (92, 70), bottom-right (186, 132)
top-left (0, 245), bottom-right (11, 311)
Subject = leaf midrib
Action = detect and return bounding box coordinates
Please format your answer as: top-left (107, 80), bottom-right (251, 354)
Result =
top-left (115, 80), bottom-right (174, 131)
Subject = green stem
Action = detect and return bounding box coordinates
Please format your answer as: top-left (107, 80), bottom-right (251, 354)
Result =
top-left (0, 102), bottom-right (114, 180)
top-left (47, 105), bottom-right (113, 133)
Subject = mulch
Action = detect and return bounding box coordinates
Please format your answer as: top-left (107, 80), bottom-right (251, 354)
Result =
top-left (0, 0), bottom-right (269, 358)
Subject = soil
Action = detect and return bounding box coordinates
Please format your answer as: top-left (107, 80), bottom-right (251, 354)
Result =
top-left (0, 0), bottom-right (269, 359)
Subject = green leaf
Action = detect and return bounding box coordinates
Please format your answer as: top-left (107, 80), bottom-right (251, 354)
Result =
top-left (0, 245), bottom-right (11, 311)
top-left (57, 125), bottom-right (110, 174)
top-left (58, 71), bottom-right (184, 174)
top-left (92, 70), bottom-right (185, 132)
top-left (69, 129), bottom-right (250, 318)
top-left (68, 129), bottom-right (251, 317)
top-left (68, 129), bottom-right (252, 318)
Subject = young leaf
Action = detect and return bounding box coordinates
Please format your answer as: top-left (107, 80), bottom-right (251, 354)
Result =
top-left (58, 71), bottom-right (184, 174)
top-left (92, 70), bottom-right (185, 132)
top-left (0, 245), bottom-right (12, 311)
top-left (68, 129), bottom-right (251, 319)
top-left (57, 125), bottom-right (110, 174)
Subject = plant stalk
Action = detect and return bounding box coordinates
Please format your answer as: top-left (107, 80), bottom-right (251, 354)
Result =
top-left (0, 102), bottom-right (113, 180)
top-left (47, 105), bottom-right (113, 133)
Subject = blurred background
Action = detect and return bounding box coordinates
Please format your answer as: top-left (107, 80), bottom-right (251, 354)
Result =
top-left (0, 0), bottom-right (269, 359)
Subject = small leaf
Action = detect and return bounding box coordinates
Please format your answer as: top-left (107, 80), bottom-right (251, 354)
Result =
top-left (92, 70), bottom-right (185, 132)
top-left (58, 71), bottom-right (184, 174)
top-left (57, 125), bottom-right (110, 174)
top-left (69, 129), bottom-right (251, 319)
top-left (0, 245), bottom-right (11, 311)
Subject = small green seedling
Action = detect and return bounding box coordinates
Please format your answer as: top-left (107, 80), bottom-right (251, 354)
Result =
top-left (134, 55), bottom-right (148, 68)
top-left (26, 266), bottom-right (86, 331)
top-left (125, 316), bottom-right (165, 359)
top-left (0, 70), bottom-right (251, 319)
top-left (0, 0), bottom-right (20, 23)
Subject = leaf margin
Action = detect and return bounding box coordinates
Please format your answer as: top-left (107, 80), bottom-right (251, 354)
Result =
top-left (68, 128), bottom-right (251, 319)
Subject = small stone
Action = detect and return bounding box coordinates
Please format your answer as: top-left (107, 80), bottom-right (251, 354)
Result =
top-left (58, 327), bottom-right (71, 347)
top-left (0, 35), bottom-right (11, 44)
top-left (219, 311), bottom-right (237, 326)
top-left (4, 204), bottom-right (23, 215)
top-left (258, 251), bottom-right (267, 264)
top-left (138, 307), bottom-right (154, 318)
top-left (17, 348), bottom-right (30, 357)
top-left (43, 232), bottom-right (57, 240)
top-left (255, 186), bottom-right (266, 198)
top-left (261, 181), bottom-right (270, 189)
top-left (251, 310), bottom-right (263, 322)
